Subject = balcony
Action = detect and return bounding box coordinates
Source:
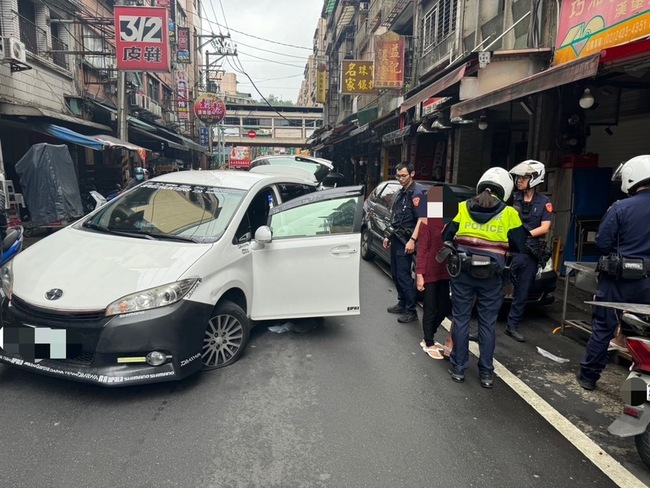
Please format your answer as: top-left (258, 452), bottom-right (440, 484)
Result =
top-left (17, 13), bottom-right (68, 69)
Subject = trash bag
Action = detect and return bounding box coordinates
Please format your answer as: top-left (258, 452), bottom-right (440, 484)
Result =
top-left (15, 143), bottom-right (84, 227)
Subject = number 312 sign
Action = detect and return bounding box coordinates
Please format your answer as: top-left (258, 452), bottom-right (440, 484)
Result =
top-left (114, 6), bottom-right (170, 72)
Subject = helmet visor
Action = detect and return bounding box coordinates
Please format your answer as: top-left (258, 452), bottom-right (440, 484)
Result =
top-left (612, 162), bottom-right (624, 181)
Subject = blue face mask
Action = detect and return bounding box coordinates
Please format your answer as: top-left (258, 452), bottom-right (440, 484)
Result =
top-left (136, 174), bottom-right (144, 181)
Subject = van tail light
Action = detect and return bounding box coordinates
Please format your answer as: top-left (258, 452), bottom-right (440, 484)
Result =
top-left (626, 337), bottom-right (650, 373)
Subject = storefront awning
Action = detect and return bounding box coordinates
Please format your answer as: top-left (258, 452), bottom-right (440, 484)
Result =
top-left (400, 63), bottom-right (468, 114)
top-left (36, 123), bottom-right (106, 151)
top-left (156, 127), bottom-right (206, 152)
top-left (450, 53), bottom-right (601, 119)
top-left (382, 125), bottom-right (412, 143)
top-left (130, 125), bottom-right (188, 152)
top-left (0, 102), bottom-right (111, 131)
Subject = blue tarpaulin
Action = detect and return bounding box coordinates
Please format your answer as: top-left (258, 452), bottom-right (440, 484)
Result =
top-left (36, 123), bottom-right (106, 151)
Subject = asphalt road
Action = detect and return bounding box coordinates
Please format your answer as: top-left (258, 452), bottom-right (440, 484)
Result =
top-left (0, 259), bottom-right (644, 487)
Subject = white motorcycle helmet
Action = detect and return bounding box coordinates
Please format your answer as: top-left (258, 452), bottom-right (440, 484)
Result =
top-left (509, 160), bottom-right (545, 188)
top-left (476, 167), bottom-right (514, 202)
top-left (613, 155), bottom-right (650, 194)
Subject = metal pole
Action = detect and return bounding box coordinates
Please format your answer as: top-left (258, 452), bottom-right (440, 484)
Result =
top-left (117, 71), bottom-right (128, 141)
top-left (208, 124), bottom-right (214, 168)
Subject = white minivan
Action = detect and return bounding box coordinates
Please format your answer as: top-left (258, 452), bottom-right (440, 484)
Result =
top-left (0, 168), bottom-right (363, 386)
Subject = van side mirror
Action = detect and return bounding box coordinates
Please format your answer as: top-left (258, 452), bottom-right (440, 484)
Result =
top-left (251, 225), bottom-right (273, 250)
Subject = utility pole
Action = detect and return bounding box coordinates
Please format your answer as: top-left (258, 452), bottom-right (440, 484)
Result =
top-left (116, 0), bottom-right (128, 142)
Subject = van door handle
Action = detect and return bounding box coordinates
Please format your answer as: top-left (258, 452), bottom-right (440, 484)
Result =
top-left (331, 248), bottom-right (357, 255)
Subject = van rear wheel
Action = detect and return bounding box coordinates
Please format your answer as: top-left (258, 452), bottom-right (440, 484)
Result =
top-left (201, 300), bottom-right (250, 370)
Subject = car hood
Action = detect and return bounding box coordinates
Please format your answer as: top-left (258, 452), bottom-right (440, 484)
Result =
top-left (11, 228), bottom-right (211, 311)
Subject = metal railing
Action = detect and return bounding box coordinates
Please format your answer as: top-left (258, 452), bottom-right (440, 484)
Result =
top-left (17, 13), bottom-right (68, 69)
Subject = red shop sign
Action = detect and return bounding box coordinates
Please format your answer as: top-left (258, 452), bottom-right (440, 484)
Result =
top-left (194, 93), bottom-right (226, 124)
top-left (114, 6), bottom-right (170, 72)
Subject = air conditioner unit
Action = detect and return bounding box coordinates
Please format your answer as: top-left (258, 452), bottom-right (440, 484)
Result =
top-left (148, 99), bottom-right (162, 117)
top-left (1, 37), bottom-right (27, 64)
top-left (359, 1), bottom-right (369, 11)
top-left (134, 93), bottom-right (147, 109)
top-left (164, 112), bottom-right (178, 124)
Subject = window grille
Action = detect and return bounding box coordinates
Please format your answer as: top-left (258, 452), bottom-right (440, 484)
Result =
top-left (422, 0), bottom-right (459, 54)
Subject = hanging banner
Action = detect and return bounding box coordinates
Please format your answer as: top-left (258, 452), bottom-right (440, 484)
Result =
top-left (374, 31), bottom-right (404, 88)
top-left (316, 61), bottom-right (328, 103)
top-left (194, 93), bottom-right (226, 124)
top-left (177, 27), bottom-right (191, 63)
top-left (554, 2), bottom-right (650, 65)
top-left (114, 6), bottom-right (170, 72)
top-left (341, 60), bottom-right (375, 94)
top-left (229, 146), bottom-right (251, 169)
top-left (176, 70), bottom-right (189, 120)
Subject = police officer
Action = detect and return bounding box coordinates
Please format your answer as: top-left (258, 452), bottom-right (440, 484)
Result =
top-left (442, 167), bottom-right (527, 388)
top-left (505, 160), bottom-right (552, 342)
top-left (383, 161), bottom-right (426, 323)
top-left (577, 155), bottom-right (650, 390)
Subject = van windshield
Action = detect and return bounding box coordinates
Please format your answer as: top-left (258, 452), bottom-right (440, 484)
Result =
top-left (82, 182), bottom-right (247, 243)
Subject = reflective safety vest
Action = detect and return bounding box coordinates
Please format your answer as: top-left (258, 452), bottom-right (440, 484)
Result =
top-left (452, 200), bottom-right (523, 256)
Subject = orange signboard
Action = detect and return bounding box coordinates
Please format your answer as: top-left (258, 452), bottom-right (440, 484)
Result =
top-left (555, 1), bottom-right (650, 65)
top-left (374, 31), bottom-right (405, 89)
top-left (341, 60), bottom-right (375, 94)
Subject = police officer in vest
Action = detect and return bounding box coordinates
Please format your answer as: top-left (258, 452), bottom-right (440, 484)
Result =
top-left (442, 167), bottom-right (527, 388)
top-left (383, 161), bottom-right (427, 323)
top-left (505, 160), bottom-right (553, 342)
top-left (577, 155), bottom-right (650, 390)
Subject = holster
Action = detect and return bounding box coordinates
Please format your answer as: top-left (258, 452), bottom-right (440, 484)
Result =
top-left (461, 254), bottom-right (500, 279)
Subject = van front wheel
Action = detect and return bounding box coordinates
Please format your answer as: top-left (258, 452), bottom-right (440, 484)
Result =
top-left (201, 300), bottom-right (250, 370)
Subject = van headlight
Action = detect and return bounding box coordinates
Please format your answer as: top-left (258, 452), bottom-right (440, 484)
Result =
top-left (1, 262), bottom-right (13, 299)
top-left (106, 279), bottom-right (200, 316)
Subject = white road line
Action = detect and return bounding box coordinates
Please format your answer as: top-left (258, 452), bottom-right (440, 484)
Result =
top-left (440, 318), bottom-right (645, 488)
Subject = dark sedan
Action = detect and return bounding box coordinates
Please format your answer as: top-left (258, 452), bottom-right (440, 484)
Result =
top-left (361, 179), bottom-right (557, 306)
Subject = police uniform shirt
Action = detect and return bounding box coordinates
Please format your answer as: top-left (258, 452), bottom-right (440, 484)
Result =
top-left (391, 181), bottom-right (426, 232)
top-left (513, 192), bottom-right (552, 247)
top-left (596, 189), bottom-right (650, 260)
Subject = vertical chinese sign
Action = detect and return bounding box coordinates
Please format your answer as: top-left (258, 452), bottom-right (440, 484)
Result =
top-left (177, 27), bottom-right (191, 63)
top-left (176, 70), bottom-right (189, 120)
top-left (554, 1), bottom-right (650, 65)
top-left (114, 6), bottom-right (170, 72)
top-left (374, 31), bottom-right (404, 89)
top-left (316, 60), bottom-right (328, 103)
top-left (341, 60), bottom-right (375, 94)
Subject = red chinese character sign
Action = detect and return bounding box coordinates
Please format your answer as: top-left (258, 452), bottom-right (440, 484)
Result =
top-left (194, 93), bottom-right (226, 124)
top-left (374, 31), bottom-right (404, 89)
top-left (114, 6), bottom-right (170, 72)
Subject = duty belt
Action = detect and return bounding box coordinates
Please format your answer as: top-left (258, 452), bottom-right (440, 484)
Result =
top-left (597, 255), bottom-right (650, 280)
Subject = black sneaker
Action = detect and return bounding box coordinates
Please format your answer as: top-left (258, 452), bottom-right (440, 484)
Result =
top-left (387, 304), bottom-right (405, 314)
top-left (479, 371), bottom-right (494, 389)
top-left (505, 329), bottom-right (526, 342)
top-left (397, 312), bottom-right (418, 323)
top-left (448, 367), bottom-right (465, 383)
top-left (575, 373), bottom-right (595, 391)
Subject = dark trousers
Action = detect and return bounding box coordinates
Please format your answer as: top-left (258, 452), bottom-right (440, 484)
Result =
top-left (506, 252), bottom-right (538, 331)
top-left (579, 275), bottom-right (650, 384)
top-left (422, 280), bottom-right (451, 346)
top-left (450, 271), bottom-right (504, 374)
top-left (390, 236), bottom-right (416, 313)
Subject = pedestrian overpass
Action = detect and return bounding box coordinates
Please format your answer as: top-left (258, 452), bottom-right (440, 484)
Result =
top-left (216, 103), bottom-right (323, 148)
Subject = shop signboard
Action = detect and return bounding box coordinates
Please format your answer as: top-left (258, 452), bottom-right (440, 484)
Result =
top-left (199, 127), bottom-right (210, 148)
top-left (176, 70), bottom-right (189, 120)
top-left (341, 60), bottom-right (375, 94)
top-left (554, 1), bottom-right (650, 65)
top-left (316, 61), bottom-right (328, 103)
top-left (177, 27), bottom-right (191, 63)
top-left (114, 6), bottom-right (170, 72)
top-left (194, 93), bottom-right (226, 124)
top-left (374, 31), bottom-right (405, 89)
top-left (229, 146), bottom-right (251, 169)
top-left (422, 97), bottom-right (451, 117)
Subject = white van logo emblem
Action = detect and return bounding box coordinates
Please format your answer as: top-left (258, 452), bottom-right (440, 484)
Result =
top-left (45, 289), bottom-right (63, 300)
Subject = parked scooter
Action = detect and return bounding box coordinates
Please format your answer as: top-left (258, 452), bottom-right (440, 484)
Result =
top-left (1, 226), bottom-right (24, 267)
top-left (588, 301), bottom-right (650, 468)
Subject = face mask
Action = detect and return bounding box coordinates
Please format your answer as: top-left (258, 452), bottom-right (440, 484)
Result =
top-left (136, 174), bottom-right (144, 181)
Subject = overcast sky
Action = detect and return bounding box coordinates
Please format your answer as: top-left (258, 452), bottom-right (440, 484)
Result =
top-left (202, 0), bottom-right (324, 103)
